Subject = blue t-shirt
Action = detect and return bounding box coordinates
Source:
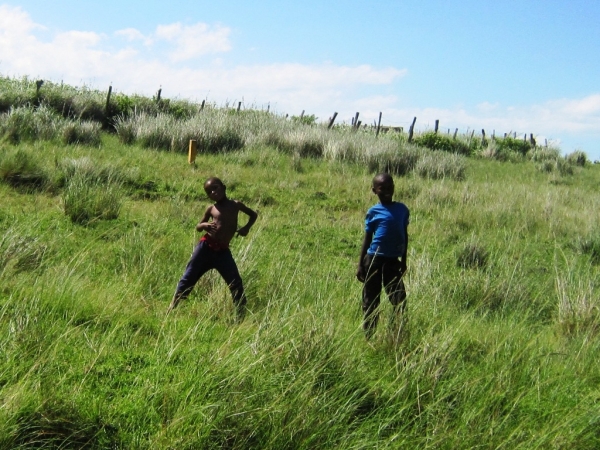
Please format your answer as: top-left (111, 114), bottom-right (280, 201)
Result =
top-left (365, 202), bottom-right (409, 258)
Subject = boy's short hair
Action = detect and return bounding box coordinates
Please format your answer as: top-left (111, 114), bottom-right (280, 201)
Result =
top-left (372, 173), bottom-right (393, 186)
top-left (205, 177), bottom-right (224, 187)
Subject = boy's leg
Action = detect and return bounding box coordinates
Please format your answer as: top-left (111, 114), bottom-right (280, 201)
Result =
top-left (214, 250), bottom-right (247, 321)
top-left (382, 258), bottom-right (407, 331)
top-left (362, 254), bottom-right (383, 339)
top-left (169, 241), bottom-right (212, 311)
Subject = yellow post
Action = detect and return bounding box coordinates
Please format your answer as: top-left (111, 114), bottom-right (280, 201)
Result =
top-left (188, 139), bottom-right (197, 164)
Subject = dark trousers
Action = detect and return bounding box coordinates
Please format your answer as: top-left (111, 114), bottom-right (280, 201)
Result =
top-left (174, 240), bottom-right (247, 312)
top-left (362, 254), bottom-right (406, 336)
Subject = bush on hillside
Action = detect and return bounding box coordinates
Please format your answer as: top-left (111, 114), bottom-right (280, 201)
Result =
top-left (415, 152), bottom-right (466, 181)
top-left (366, 147), bottom-right (421, 176)
top-left (530, 147), bottom-right (560, 163)
top-left (0, 105), bottom-right (60, 143)
top-left (0, 148), bottom-right (49, 191)
top-left (413, 132), bottom-right (472, 156)
top-left (566, 150), bottom-right (588, 167)
top-left (61, 121), bottom-right (102, 146)
top-left (62, 174), bottom-right (123, 224)
top-left (495, 136), bottom-right (532, 155)
top-left (575, 232), bottom-right (600, 265)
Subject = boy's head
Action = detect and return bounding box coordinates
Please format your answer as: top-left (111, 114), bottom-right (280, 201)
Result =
top-left (204, 177), bottom-right (226, 202)
top-left (372, 173), bottom-right (394, 204)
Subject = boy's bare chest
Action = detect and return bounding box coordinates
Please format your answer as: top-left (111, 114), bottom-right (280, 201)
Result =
top-left (211, 203), bottom-right (239, 225)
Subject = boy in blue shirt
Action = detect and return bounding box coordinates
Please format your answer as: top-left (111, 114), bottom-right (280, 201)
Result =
top-left (356, 173), bottom-right (409, 339)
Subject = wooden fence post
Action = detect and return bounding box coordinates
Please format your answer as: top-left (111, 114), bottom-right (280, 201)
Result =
top-left (434, 119), bottom-right (439, 134)
top-left (188, 139), bottom-right (197, 165)
top-left (453, 128), bottom-right (458, 139)
top-left (237, 102), bottom-right (242, 112)
top-left (481, 129), bottom-right (486, 146)
top-left (156, 88), bottom-right (161, 102)
top-left (200, 100), bottom-right (205, 111)
top-left (105, 85), bottom-right (112, 112)
top-left (353, 112), bottom-right (360, 129)
top-left (530, 133), bottom-right (536, 147)
top-left (408, 117), bottom-right (417, 143)
top-left (376, 112), bottom-right (383, 137)
top-left (328, 112), bottom-right (338, 129)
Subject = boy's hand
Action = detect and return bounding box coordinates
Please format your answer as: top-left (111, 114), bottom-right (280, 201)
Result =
top-left (400, 261), bottom-right (407, 276)
top-left (237, 225), bottom-right (250, 237)
top-left (356, 266), bottom-right (366, 283)
top-left (198, 222), bottom-right (217, 235)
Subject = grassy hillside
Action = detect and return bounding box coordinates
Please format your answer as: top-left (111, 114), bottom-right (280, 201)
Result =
top-left (1, 80), bottom-right (600, 448)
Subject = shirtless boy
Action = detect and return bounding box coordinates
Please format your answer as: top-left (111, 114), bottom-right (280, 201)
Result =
top-left (168, 177), bottom-right (258, 320)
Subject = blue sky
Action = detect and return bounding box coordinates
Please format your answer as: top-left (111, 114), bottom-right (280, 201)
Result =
top-left (1, 0), bottom-right (599, 158)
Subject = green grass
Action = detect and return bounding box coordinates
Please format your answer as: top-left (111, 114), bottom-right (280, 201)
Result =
top-left (0, 132), bottom-right (599, 449)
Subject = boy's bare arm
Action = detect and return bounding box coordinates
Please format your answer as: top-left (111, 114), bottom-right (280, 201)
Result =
top-left (235, 201), bottom-right (258, 237)
top-left (356, 231), bottom-right (373, 283)
top-left (195, 205), bottom-right (216, 234)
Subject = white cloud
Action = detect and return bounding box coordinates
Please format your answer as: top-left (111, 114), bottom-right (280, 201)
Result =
top-left (0, 4), bottom-right (40, 35)
top-left (155, 22), bottom-right (231, 61)
top-left (115, 28), bottom-right (147, 43)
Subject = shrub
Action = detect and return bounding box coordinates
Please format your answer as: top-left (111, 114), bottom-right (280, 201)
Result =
top-left (457, 241), bottom-right (489, 269)
top-left (0, 105), bottom-right (67, 143)
top-left (136, 114), bottom-right (176, 150)
top-left (0, 148), bottom-right (49, 191)
top-left (556, 157), bottom-right (574, 176)
top-left (61, 121), bottom-right (102, 146)
top-left (495, 136), bottom-right (532, 156)
top-left (0, 229), bottom-right (48, 273)
top-left (566, 150), bottom-right (588, 167)
top-left (291, 114), bottom-right (318, 126)
top-left (536, 160), bottom-right (555, 173)
top-left (415, 152), bottom-right (466, 181)
top-left (56, 157), bottom-right (127, 187)
top-left (530, 147), bottom-right (560, 163)
top-left (201, 127), bottom-right (245, 154)
top-left (413, 132), bottom-right (472, 155)
top-left (367, 147), bottom-right (421, 176)
top-left (575, 232), bottom-right (600, 265)
top-left (282, 129), bottom-right (324, 158)
top-left (62, 174), bottom-right (123, 224)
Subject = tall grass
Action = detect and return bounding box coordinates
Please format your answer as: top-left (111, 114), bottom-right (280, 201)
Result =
top-left (0, 105), bottom-right (101, 146)
top-left (1, 79), bottom-right (599, 448)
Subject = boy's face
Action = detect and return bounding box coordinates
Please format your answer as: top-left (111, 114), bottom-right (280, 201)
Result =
top-left (204, 180), bottom-right (226, 202)
top-left (372, 177), bottom-right (394, 204)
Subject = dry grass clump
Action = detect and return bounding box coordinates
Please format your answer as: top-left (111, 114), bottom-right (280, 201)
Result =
top-left (62, 174), bottom-right (123, 224)
top-left (61, 121), bottom-right (102, 146)
top-left (415, 152), bottom-right (466, 180)
top-left (456, 240), bottom-right (489, 269)
top-left (566, 150), bottom-right (588, 167)
top-left (0, 147), bottom-right (49, 191)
